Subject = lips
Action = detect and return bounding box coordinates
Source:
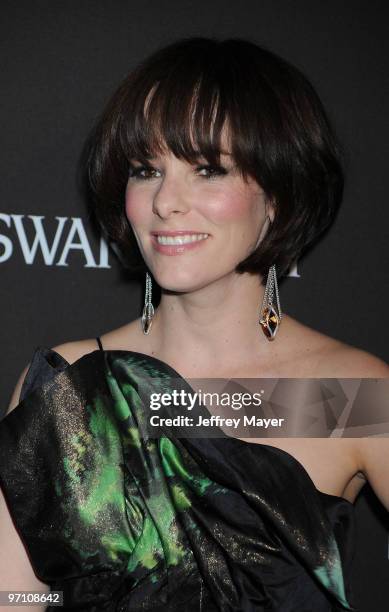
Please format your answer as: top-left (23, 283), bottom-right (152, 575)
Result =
top-left (150, 230), bottom-right (209, 236)
top-left (150, 232), bottom-right (210, 256)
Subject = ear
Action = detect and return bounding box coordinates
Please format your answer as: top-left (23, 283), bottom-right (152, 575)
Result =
top-left (265, 198), bottom-right (276, 225)
top-left (254, 214), bottom-right (272, 250)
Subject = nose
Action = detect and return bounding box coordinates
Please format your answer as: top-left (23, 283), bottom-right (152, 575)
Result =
top-left (152, 173), bottom-right (190, 219)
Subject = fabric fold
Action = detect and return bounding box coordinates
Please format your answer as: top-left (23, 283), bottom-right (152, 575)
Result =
top-left (0, 347), bottom-right (355, 611)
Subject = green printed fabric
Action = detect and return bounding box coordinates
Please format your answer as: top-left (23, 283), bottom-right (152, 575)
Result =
top-left (0, 348), bottom-right (356, 611)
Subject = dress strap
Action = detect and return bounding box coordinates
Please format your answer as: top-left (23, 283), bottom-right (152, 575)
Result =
top-left (96, 336), bottom-right (104, 351)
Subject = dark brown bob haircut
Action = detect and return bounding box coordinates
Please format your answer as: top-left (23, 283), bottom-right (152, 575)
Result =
top-left (86, 36), bottom-right (344, 283)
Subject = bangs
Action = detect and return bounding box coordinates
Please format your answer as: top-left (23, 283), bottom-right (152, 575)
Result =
top-left (116, 48), bottom-right (250, 177)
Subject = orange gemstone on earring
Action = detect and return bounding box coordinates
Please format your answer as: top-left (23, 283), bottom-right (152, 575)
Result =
top-left (142, 303), bottom-right (154, 335)
top-left (259, 305), bottom-right (280, 341)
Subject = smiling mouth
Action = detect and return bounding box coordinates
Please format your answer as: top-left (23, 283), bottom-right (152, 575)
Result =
top-left (150, 232), bottom-right (211, 256)
top-left (154, 233), bottom-right (209, 245)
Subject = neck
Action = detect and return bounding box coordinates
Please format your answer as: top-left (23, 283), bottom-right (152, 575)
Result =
top-left (148, 271), bottom-right (283, 374)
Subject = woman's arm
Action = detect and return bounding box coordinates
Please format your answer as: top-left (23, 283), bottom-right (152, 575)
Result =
top-left (315, 346), bottom-right (389, 509)
top-left (356, 439), bottom-right (389, 511)
top-left (0, 487), bottom-right (49, 611)
top-left (0, 365), bottom-right (49, 611)
top-left (348, 353), bottom-right (389, 509)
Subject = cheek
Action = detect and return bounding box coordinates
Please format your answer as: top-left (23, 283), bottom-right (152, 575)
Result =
top-left (201, 190), bottom-right (259, 224)
top-left (125, 188), bottom-right (146, 225)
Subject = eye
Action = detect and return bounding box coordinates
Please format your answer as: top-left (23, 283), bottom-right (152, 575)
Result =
top-left (128, 165), bottom-right (161, 180)
top-left (196, 165), bottom-right (228, 179)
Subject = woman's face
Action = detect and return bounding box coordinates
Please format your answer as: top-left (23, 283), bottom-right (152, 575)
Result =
top-left (125, 148), bottom-right (273, 292)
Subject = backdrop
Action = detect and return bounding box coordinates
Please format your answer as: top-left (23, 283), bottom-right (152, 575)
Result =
top-left (0, 2), bottom-right (388, 610)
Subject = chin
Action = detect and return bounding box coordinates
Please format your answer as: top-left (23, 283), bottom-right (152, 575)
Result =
top-left (153, 269), bottom-right (212, 293)
top-left (158, 279), bottom-right (205, 294)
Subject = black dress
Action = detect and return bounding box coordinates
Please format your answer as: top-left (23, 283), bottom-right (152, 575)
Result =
top-left (0, 343), bottom-right (356, 611)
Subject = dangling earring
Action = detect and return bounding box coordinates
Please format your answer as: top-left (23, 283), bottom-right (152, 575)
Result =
top-left (259, 264), bottom-right (282, 341)
top-left (141, 271), bottom-right (154, 335)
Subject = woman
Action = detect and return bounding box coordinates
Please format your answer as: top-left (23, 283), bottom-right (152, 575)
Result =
top-left (0, 37), bottom-right (388, 611)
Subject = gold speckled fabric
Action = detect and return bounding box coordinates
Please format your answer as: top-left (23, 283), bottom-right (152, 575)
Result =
top-left (0, 348), bottom-right (356, 611)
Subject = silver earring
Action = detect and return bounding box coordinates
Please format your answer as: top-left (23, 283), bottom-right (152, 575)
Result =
top-left (259, 264), bottom-right (282, 341)
top-left (141, 272), bottom-right (154, 335)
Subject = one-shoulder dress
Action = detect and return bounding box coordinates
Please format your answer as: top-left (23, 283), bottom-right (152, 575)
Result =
top-left (0, 340), bottom-right (356, 611)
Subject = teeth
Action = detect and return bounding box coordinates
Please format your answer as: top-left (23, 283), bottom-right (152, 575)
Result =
top-left (156, 233), bottom-right (209, 245)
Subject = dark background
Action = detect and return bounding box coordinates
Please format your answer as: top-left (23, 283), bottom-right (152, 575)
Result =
top-left (0, 2), bottom-right (388, 609)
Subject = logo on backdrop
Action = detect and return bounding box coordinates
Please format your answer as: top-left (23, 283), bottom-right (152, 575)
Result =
top-left (0, 213), bottom-right (109, 268)
top-left (0, 212), bottom-right (301, 274)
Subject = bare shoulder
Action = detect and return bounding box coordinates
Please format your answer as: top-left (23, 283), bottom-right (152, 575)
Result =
top-left (52, 318), bottom-right (143, 364)
top-left (53, 319), bottom-right (143, 361)
top-left (98, 319), bottom-right (145, 352)
top-left (313, 340), bottom-right (388, 377)
top-left (51, 337), bottom-right (100, 365)
top-left (282, 315), bottom-right (388, 377)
